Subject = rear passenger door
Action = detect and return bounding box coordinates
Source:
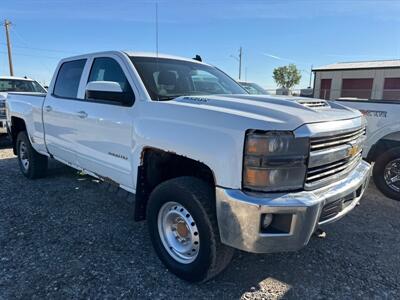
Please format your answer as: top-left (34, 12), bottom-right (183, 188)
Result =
top-left (73, 55), bottom-right (136, 189)
top-left (43, 59), bottom-right (87, 166)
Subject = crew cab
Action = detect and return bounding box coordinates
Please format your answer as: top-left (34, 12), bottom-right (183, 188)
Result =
top-left (6, 51), bottom-right (371, 282)
top-left (335, 98), bottom-right (400, 201)
top-left (0, 76), bottom-right (46, 134)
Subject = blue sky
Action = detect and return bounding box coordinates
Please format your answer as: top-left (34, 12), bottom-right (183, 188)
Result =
top-left (1, 0), bottom-right (399, 88)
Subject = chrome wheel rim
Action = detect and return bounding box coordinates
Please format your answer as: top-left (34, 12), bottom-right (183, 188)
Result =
top-left (19, 141), bottom-right (29, 172)
top-left (384, 158), bottom-right (400, 192)
top-left (157, 201), bottom-right (200, 264)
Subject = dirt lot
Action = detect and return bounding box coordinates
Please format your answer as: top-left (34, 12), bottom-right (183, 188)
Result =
top-left (0, 137), bottom-right (399, 299)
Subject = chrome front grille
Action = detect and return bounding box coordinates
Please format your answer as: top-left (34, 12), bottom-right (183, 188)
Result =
top-left (310, 127), bottom-right (365, 151)
top-left (305, 126), bottom-right (366, 189)
top-left (306, 152), bottom-right (362, 184)
top-left (0, 100), bottom-right (5, 118)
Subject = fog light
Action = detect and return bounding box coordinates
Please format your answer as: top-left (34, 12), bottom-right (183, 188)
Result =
top-left (261, 213), bottom-right (273, 229)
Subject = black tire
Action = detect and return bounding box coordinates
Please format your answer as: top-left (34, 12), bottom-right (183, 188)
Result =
top-left (373, 147), bottom-right (400, 201)
top-left (16, 131), bottom-right (48, 179)
top-left (146, 176), bottom-right (234, 282)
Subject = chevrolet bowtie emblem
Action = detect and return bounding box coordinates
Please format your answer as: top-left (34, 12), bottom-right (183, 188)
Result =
top-left (347, 145), bottom-right (359, 157)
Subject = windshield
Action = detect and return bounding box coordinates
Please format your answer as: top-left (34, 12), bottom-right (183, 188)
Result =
top-left (0, 79), bottom-right (46, 93)
top-left (130, 56), bottom-right (247, 100)
top-left (239, 82), bottom-right (269, 95)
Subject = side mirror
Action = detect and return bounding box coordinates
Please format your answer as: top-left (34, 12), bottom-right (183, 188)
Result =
top-left (85, 81), bottom-right (132, 105)
top-left (86, 81), bottom-right (123, 93)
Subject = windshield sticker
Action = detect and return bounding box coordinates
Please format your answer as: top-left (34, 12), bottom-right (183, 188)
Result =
top-left (360, 110), bottom-right (387, 118)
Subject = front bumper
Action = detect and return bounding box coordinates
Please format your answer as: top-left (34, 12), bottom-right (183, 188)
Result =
top-left (216, 160), bottom-right (371, 253)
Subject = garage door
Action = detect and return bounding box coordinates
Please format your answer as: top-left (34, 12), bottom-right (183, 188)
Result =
top-left (341, 78), bottom-right (373, 99)
top-left (383, 78), bottom-right (400, 100)
top-left (319, 79), bottom-right (332, 99)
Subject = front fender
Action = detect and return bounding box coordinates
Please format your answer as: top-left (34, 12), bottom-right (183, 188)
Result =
top-left (133, 116), bottom-right (244, 189)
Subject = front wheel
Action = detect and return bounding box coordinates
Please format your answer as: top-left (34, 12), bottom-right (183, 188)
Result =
top-left (146, 176), bottom-right (234, 282)
top-left (373, 147), bottom-right (400, 201)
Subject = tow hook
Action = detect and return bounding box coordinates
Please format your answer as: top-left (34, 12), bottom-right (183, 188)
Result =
top-left (313, 228), bottom-right (327, 239)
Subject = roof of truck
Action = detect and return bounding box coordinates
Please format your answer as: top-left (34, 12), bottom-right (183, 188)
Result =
top-left (60, 51), bottom-right (209, 66)
top-left (125, 51), bottom-right (207, 64)
top-left (0, 76), bottom-right (34, 81)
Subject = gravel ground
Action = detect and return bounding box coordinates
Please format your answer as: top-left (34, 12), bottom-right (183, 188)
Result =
top-left (0, 137), bottom-right (399, 299)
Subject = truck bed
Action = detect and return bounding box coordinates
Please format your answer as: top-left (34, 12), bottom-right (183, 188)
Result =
top-left (7, 92), bottom-right (47, 154)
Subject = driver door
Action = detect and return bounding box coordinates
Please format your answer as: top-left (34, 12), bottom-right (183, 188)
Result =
top-left (73, 55), bottom-right (136, 189)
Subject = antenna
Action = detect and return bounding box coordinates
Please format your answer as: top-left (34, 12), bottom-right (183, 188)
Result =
top-left (155, 1), bottom-right (159, 57)
top-left (155, 1), bottom-right (160, 101)
top-left (193, 55), bottom-right (202, 62)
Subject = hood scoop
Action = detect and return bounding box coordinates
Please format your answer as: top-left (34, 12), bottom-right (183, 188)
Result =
top-left (296, 99), bottom-right (330, 109)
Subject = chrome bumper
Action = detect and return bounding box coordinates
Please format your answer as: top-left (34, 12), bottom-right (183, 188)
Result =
top-left (216, 160), bottom-right (371, 253)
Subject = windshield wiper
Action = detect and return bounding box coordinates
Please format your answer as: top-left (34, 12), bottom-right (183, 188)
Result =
top-left (157, 95), bottom-right (182, 101)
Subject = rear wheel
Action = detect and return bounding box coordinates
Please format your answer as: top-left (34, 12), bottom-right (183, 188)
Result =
top-left (146, 176), bottom-right (234, 282)
top-left (373, 147), bottom-right (400, 201)
top-left (16, 131), bottom-right (48, 179)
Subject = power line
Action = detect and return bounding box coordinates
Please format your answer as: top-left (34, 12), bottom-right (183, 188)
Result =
top-left (8, 26), bottom-right (77, 54)
top-left (1, 24), bottom-right (62, 77)
top-left (0, 50), bottom-right (61, 60)
top-left (0, 42), bottom-right (77, 55)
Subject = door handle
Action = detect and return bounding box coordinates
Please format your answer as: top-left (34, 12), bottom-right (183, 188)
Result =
top-left (44, 105), bottom-right (52, 112)
top-left (77, 111), bottom-right (88, 119)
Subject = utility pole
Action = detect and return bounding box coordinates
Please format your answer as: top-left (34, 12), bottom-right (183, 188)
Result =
top-left (230, 47), bottom-right (243, 80)
top-left (238, 47), bottom-right (242, 80)
top-left (4, 20), bottom-right (14, 76)
top-left (309, 64), bottom-right (313, 88)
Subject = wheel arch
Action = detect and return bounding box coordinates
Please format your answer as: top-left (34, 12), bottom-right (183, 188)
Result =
top-left (367, 132), bottom-right (400, 162)
top-left (10, 116), bottom-right (27, 155)
top-left (134, 147), bottom-right (216, 221)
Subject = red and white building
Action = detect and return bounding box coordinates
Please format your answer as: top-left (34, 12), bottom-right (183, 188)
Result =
top-left (313, 60), bottom-right (400, 101)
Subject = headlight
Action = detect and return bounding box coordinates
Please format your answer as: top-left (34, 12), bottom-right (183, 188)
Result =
top-left (243, 131), bottom-right (309, 192)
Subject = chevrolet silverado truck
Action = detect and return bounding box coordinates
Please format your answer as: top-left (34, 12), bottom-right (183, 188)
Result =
top-left (6, 51), bottom-right (371, 282)
top-left (0, 76), bottom-right (46, 135)
top-left (336, 99), bottom-right (400, 201)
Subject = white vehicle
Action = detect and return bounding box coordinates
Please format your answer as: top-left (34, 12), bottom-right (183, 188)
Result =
top-left (335, 99), bottom-right (400, 201)
top-left (237, 81), bottom-right (269, 95)
top-left (6, 51), bottom-right (371, 282)
top-left (0, 76), bottom-right (46, 134)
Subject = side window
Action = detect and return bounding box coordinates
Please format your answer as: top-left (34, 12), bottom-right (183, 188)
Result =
top-left (86, 57), bottom-right (134, 106)
top-left (53, 59), bottom-right (86, 98)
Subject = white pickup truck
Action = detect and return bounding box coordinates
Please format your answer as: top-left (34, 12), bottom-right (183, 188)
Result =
top-left (335, 99), bottom-right (400, 201)
top-left (6, 51), bottom-right (371, 282)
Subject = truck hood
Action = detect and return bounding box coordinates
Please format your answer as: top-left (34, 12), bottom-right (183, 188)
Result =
top-left (169, 94), bottom-right (361, 130)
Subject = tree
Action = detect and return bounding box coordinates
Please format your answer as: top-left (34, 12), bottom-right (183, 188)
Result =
top-left (273, 64), bottom-right (302, 92)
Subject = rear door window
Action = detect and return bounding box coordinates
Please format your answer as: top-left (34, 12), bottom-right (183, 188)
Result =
top-left (53, 59), bottom-right (86, 99)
